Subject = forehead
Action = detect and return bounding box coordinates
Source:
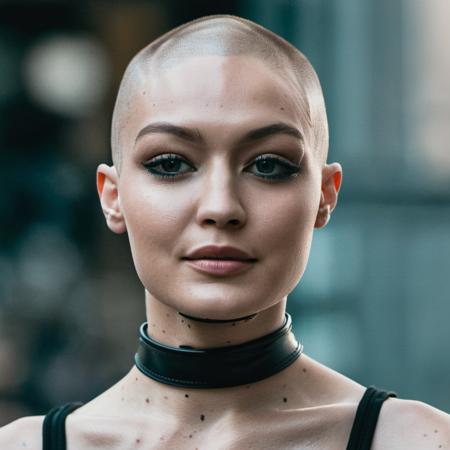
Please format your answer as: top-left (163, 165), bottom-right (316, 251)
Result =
top-left (128, 55), bottom-right (311, 142)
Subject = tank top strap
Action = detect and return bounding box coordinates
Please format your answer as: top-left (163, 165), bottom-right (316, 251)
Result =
top-left (346, 386), bottom-right (397, 450)
top-left (42, 402), bottom-right (84, 450)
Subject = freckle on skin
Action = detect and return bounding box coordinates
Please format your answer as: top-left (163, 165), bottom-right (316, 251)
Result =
top-left (136, 438), bottom-right (141, 444)
top-left (162, 330), bottom-right (166, 333)
top-left (280, 107), bottom-right (285, 110)
top-left (145, 398), bottom-right (150, 403)
top-left (135, 377), bottom-right (138, 381)
top-left (232, 323), bottom-right (236, 326)
top-left (435, 430), bottom-right (439, 433)
top-left (302, 368), bottom-right (307, 373)
top-left (189, 434), bottom-right (193, 438)
top-left (164, 396), bottom-right (168, 400)
top-left (188, 324), bottom-right (191, 328)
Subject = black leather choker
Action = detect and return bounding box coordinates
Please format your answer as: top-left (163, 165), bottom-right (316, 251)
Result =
top-left (134, 313), bottom-right (303, 388)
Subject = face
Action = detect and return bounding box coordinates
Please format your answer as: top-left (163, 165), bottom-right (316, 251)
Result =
top-left (103, 55), bottom-right (332, 320)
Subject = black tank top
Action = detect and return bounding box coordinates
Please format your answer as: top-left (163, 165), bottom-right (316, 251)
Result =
top-left (42, 386), bottom-right (396, 450)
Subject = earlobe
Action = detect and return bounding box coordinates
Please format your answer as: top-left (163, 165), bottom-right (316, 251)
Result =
top-left (96, 163), bottom-right (127, 234)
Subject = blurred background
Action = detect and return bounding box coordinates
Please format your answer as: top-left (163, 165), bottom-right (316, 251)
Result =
top-left (1, 0), bottom-right (449, 425)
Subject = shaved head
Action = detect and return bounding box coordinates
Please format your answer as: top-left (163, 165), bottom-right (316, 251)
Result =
top-left (111, 14), bottom-right (328, 172)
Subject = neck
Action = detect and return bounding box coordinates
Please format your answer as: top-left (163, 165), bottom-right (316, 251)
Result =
top-left (144, 290), bottom-right (287, 349)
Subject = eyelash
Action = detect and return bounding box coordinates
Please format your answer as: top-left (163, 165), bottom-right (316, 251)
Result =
top-left (142, 154), bottom-right (301, 181)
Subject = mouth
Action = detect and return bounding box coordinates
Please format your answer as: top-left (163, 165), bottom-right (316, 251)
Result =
top-left (182, 256), bottom-right (257, 262)
top-left (182, 258), bottom-right (256, 276)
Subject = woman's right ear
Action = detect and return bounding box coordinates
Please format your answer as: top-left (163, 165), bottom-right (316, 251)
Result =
top-left (96, 163), bottom-right (127, 234)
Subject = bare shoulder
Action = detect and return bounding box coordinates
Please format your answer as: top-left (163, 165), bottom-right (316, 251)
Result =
top-left (0, 415), bottom-right (44, 450)
top-left (373, 397), bottom-right (450, 450)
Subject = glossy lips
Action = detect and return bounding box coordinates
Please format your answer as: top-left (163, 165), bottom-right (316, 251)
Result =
top-left (182, 245), bottom-right (257, 275)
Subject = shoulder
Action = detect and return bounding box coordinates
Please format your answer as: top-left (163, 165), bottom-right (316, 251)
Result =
top-left (0, 415), bottom-right (44, 450)
top-left (373, 397), bottom-right (450, 450)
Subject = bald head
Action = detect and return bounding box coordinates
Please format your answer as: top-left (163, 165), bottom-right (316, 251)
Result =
top-left (111, 14), bottom-right (328, 172)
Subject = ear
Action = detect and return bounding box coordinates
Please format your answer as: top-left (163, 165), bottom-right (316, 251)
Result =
top-left (314, 162), bottom-right (343, 229)
top-left (96, 163), bottom-right (127, 234)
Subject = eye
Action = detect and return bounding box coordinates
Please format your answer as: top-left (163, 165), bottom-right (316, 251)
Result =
top-left (143, 154), bottom-right (194, 180)
top-left (246, 155), bottom-right (301, 180)
top-left (143, 153), bottom-right (301, 181)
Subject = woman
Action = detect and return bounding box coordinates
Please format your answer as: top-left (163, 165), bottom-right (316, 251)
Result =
top-left (1, 14), bottom-right (449, 450)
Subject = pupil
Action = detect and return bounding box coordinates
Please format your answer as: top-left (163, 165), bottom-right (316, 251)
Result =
top-left (257, 159), bottom-right (275, 173)
top-left (162, 159), bottom-right (180, 172)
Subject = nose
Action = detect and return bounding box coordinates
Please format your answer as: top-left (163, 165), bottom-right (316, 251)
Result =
top-left (195, 161), bottom-right (247, 229)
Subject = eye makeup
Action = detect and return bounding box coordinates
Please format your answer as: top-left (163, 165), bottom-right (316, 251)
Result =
top-left (142, 153), bottom-right (301, 182)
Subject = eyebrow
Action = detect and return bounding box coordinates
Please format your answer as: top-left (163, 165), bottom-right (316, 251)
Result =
top-left (134, 121), bottom-right (304, 146)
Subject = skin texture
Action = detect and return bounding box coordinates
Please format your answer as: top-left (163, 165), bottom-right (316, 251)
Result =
top-left (100, 53), bottom-right (339, 348)
top-left (1, 14), bottom-right (449, 450)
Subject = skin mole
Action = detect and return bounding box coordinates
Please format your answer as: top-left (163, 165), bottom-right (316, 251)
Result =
top-left (283, 397), bottom-right (287, 403)
top-left (185, 394), bottom-right (189, 398)
top-left (200, 414), bottom-right (205, 421)
top-left (145, 398), bottom-right (150, 404)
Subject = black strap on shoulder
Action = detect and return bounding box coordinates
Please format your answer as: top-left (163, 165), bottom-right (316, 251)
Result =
top-left (42, 402), bottom-right (84, 450)
top-left (346, 386), bottom-right (397, 450)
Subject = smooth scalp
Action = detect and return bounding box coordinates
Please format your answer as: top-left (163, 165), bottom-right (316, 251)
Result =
top-left (110, 14), bottom-right (329, 173)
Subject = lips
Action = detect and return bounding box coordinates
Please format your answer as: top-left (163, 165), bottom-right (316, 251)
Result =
top-left (183, 245), bottom-right (257, 262)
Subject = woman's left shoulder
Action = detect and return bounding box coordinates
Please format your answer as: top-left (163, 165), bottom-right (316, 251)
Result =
top-left (373, 396), bottom-right (450, 449)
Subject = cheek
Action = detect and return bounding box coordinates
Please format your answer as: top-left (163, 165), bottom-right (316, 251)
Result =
top-left (119, 177), bottom-right (194, 276)
top-left (258, 184), bottom-right (319, 287)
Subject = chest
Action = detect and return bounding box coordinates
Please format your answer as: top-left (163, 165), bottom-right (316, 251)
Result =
top-left (65, 410), bottom-right (353, 450)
